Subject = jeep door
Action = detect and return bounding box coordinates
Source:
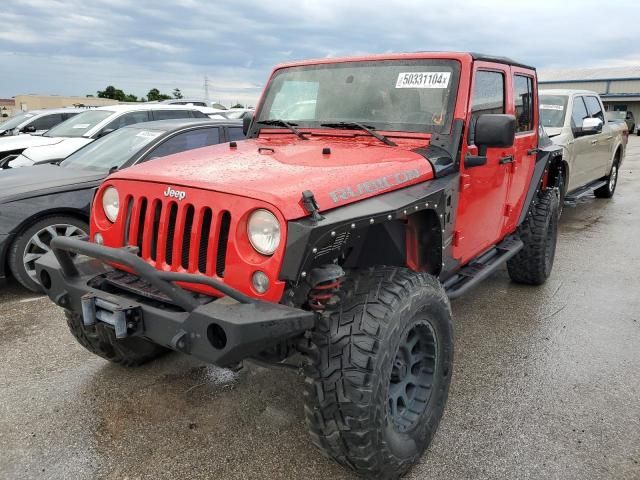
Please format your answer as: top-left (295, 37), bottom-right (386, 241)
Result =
top-left (453, 64), bottom-right (513, 264)
top-left (502, 69), bottom-right (537, 235)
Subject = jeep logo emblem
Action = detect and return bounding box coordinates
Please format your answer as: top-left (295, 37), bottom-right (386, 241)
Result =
top-left (164, 186), bottom-right (186, 201)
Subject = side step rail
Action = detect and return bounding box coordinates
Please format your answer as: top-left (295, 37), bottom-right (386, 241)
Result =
top-left (564, 179), bottom-right (607, 203)
top-left (443, 236), bottom-right (523, 299)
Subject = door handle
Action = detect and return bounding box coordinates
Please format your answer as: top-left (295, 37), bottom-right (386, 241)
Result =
top-left (605, 136), bottom-right (613, 140)
top-left (590, 139), bottom-right (598, 145)
top-left (499, 155), bottom-right (514, 165)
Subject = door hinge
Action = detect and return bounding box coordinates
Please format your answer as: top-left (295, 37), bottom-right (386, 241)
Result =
top-left (504, 204), bottom-right (513, 217)
top-left (460, 173), bottom-right (472, 191)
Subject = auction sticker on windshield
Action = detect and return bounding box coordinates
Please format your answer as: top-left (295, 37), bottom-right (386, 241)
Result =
top-left (540, 104), bottom-right (564, 111)
top-left (396, 72), bottom-right (450, 88)
top-left (135, 131), bottom-right (162, 138)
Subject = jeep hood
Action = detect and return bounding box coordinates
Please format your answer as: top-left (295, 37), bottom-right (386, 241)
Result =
top-left (111, 137), bottom-right (434, 219)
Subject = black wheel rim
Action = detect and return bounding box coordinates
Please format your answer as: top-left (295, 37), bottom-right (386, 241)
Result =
top-left (388, 321), bottom-right (438, 433)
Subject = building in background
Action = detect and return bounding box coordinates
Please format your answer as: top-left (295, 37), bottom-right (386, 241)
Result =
top-left (539, 66), bottom-right (640, 128)
top-left (12, 94), bottom-right (118, 111)
top-left (0, 99), bottom-right (17, 118)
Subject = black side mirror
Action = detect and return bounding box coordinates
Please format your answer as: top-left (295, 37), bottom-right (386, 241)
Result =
top-left (474, 114), bottom-right (516, 155)
top-left (22, 125), bottom-right (36, 133)
top-left (243, 113), bottom-right (254, 136)
top-left (465, 114), bottom-right (516, 168)
top-left (98, 128), bottom-right (115, 138)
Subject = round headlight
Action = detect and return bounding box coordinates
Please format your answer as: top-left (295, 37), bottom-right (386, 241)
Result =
top-left (247, 209), bottom-right (281, 255)
top-left (102, 186), bottom-right (120, 223)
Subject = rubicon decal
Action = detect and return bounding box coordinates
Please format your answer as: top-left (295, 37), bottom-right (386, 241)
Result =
top-left (164, 186), bottom-right (186, 200)
top-left (329, 169), bottom-right (421, 203)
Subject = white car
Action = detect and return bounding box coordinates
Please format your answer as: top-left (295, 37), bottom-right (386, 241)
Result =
top-left (220, 108), bottom-right (255, 120)
top-left (3, 104), bottom-right (208, 168)
top-left (0, 108), bottom-right (85, 137)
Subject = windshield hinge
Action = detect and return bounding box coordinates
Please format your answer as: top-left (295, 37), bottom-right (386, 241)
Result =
top-left (301, 190), bottom-right (324, 224)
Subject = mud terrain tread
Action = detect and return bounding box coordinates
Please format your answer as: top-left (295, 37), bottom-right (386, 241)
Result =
top-left (303, 266), bottom-right (453, 478)
top-left (65, 311), bottom-right (167, 367)
top-left (507, 189), bottom-right (559, 285)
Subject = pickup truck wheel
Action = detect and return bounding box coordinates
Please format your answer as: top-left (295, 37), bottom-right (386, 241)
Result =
top-left (507, 189), bottom-right (559, 285)
top-left (303, 267), bottom-right (453, 478)
top-left (594, 161), bottom-right (619, 198)
top-left (9, 215), bottom-right (88, 292)
top-left (65, 311), bottom-right (168, 366)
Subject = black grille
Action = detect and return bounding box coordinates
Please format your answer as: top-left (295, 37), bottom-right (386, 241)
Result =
top-left (124, 196), bottom-right (231, 278)
top-left (216, 211), bottom-right (231, 277)
top-left (135, 198), bottom-right (147, 253)
top-left (165, 203), bottom-right (178, 265)
top-left (150, 201), bottom-right (162, 261)
top-left (198, 208), bottom-right (212, 273)
top-left (181, 205), bottom-right (194, 269)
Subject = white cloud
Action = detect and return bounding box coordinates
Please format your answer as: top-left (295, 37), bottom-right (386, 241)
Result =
top-left (1, 0), bottom-right (639, 107)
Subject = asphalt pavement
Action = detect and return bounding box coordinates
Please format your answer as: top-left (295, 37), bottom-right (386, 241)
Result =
top-left (1, 137), bottom-right (639, 480)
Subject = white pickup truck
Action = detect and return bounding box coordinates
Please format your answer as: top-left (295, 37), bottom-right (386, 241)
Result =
top-left (539, 89), bottom-right (628, 203)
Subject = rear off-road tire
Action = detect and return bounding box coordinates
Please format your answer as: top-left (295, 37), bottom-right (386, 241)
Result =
top-left (65, 311), bottom-right (168, 366)
top-left (303, 267), bottom-right (454, 478)
top-left (507, 188), bottom-right (559, 285)
top-left (594, 160), bottom-right (619, 198)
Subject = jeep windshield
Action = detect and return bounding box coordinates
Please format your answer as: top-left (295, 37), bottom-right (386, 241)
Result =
top-left (44, 110), bottom-right (113, 138)
top-left (257, 59), bottom-right (460, 134)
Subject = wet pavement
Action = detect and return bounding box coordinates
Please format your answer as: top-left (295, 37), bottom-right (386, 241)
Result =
top-left (1, 138), bottom-right (639, 480)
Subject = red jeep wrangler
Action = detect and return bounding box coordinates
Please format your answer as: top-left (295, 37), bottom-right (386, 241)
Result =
top-left (37, 52), bottom-right (562, 478)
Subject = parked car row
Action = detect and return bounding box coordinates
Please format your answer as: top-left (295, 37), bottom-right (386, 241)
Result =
top-left (0, 108), bottom-right (85, 137)
top-left (0, 51), bottom-right (628, 479)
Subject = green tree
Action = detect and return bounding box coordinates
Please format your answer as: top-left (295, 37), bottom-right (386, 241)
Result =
top-left (231, 103), bottom-right (244, 108)
top-left (172, 88), bottom-right (183, 99)
top-left (147, 88), bottom-right (172, 101)
top-left (97, 85), bottom-right (127, 102)
top-left (96, 85), bottom-right (140, 102)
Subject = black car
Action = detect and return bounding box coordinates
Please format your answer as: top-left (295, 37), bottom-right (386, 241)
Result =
top-left (0, 118), bottom-right (244, 291)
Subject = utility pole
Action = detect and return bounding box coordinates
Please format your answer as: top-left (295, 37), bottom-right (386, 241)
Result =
top-left (204, 75), bottom-right (210, 105)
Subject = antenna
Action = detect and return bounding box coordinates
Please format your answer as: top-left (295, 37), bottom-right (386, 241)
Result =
top-left (204, 75), bottom-right (210, 104)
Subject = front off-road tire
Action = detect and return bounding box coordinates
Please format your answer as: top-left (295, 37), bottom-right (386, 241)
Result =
top-left (65, 311), bottom-right (168, 366)
top-left (507, 188), bottom-right (559, 285)
top-left (303, 267), bottom-right (454, 478)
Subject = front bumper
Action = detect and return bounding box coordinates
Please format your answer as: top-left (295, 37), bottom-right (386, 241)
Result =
top-left (35, 237), bottom-right (315, 366)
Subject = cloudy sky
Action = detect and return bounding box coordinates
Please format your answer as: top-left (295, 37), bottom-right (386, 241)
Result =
top-left (2, 0), bottom-right (638, 106)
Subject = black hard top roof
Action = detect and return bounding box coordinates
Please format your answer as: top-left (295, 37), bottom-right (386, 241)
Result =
top-left (469, 52), bottom-right (536, 70)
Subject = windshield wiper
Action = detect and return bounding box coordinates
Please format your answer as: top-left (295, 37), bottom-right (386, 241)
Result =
top-left (256, 119), bottom-right (308, 140)
top-left (320, 122), bottom-right (397, 146)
